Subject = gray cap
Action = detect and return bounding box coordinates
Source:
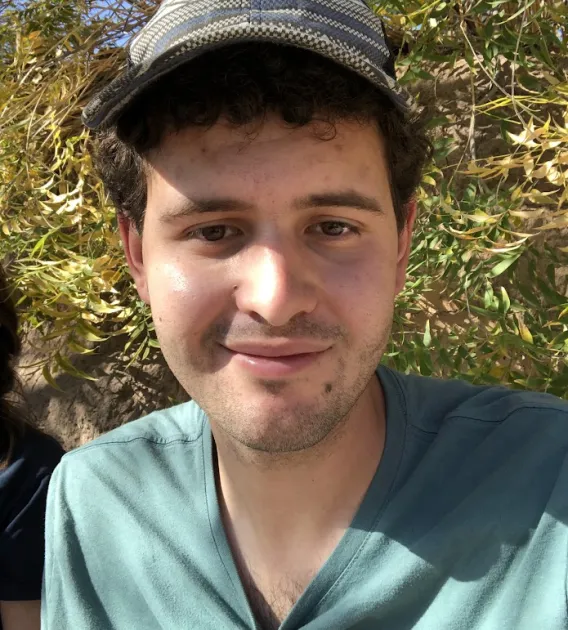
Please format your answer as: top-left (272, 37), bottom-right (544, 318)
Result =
top-left (83, 0), bottom-right (414, 130)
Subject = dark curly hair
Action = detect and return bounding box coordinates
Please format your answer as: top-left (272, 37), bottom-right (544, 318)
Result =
top-left (94, 43), bottom-right (432, 233)
top-left (0, 265), bottom-right (27, 468)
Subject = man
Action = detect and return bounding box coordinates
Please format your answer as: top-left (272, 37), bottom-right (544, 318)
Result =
top-left (42, 2), bottom-right (568, 629)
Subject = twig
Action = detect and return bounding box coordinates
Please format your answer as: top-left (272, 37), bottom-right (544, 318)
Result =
top-left (459, 22), bottom-right (546, 126)
top-left (510, 0), bottom-right (530, 127)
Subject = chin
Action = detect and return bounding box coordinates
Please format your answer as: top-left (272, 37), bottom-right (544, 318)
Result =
top-left (234, 421), bottom-right (328, 454)
top-left (235, 397), bottom-right (344, 452)
top-left (248, 392), bottom-right (310, 417)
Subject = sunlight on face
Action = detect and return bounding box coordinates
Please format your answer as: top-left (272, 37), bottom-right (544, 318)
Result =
top-left (123, 116), bottom-right (412, 453)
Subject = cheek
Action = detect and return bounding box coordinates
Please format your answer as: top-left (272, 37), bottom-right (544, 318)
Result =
top-left (146, 259), bottom-right (228, 336)
top-left (328, 255), bottom-right (397, 332)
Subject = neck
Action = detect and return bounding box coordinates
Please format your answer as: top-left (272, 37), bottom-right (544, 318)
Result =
top-left (213, 374), bottom-right (386, 554)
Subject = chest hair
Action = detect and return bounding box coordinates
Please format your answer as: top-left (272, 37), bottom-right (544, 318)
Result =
top-left (241, 564), bottom-right (312, 630)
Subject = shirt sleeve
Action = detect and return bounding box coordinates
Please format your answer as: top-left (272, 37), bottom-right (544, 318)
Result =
top-left (0, 432), bottom-right (64, 601)
top-left (42, 462), bottom-right (71, 629)
top-left (41, 456), bottom-right (110, 630)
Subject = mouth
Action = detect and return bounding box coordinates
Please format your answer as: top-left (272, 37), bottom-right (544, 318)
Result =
top-left (220, 341), bottom-right (331, 379)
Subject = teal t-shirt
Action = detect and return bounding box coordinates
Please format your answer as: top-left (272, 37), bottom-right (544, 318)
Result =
top-left (42, 367), bottom-right (568, 629)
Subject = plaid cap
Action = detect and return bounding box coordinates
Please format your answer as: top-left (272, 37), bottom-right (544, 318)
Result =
top-left (82, 0), bottom-right (414, 130)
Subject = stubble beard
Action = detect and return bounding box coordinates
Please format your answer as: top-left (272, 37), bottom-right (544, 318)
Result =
top-left (192, 326), bottom-right (391, 456)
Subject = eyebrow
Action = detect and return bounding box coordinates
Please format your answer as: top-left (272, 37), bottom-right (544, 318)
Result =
top-left (293, 191), bottom-right (384, 215)
top-left (159, 198), bottom-right (254, 224)
top-left (158, 189), bottom-right (384, 224)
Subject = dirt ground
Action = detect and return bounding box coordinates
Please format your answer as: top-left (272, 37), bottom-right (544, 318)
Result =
top-left (19, 332), bottom-right (188, 450)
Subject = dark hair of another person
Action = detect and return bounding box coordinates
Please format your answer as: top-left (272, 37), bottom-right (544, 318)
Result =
top-left (94, 42), bottom-right (433, 234)
top-left (0, 265), bottom-right (28, 469)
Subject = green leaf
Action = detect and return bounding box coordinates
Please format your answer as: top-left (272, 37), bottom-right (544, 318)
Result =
top-left (55, 353), bottom-right (97, 381)
top-left (500, 287), bottom-right (511, 314)
top-left (536, 278), bottom-right (566, 306)
top-left (42, 364), bottom-right (62, 391)
top-left (67, 339), bottom-right (95, 355)
top-left (490, 256), bottom-right (519, 277)
top-left (76, 320), bottom-right (107, 342)
top-left (517, 283), bottom-right (541, 308)
top-left (413, 69), bottom-right (436, 81)
top-left (423, 320), bottom-right (432, 348)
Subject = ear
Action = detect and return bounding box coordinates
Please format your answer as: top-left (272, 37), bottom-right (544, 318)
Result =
top-left (118, 216), bottom-right (150, 304)
top-left (395, 199), bottom-right (417, 295)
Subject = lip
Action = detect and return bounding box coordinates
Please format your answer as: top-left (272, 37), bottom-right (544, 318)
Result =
top-left (221, 340), bottom-right (330, 379)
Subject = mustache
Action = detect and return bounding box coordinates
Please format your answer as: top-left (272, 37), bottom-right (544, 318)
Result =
top-left (206, 317), bottom-right (347, 344)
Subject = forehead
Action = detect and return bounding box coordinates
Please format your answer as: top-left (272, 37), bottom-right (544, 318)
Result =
top-left (146, 116), bottom-right (390, 203)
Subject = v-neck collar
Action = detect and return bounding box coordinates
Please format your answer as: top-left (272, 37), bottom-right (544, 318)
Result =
top-left (202, 366), bottom-right (408, 629)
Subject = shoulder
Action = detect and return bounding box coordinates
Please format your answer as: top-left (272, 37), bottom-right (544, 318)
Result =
top-left (381, 368), bottom-right (568, 523)
top-left (0, 428), bottom-right (64, 493)
top-left (380, 366), bottom-right (568, 435)
top-left (50, 400), bottom-right (207, 490)
top-left (46, 401), bottom-right (209, 538)
top-left (0, 429), bottom-right (64, 596)
top-left (70, 398), bottom-right (206, 451)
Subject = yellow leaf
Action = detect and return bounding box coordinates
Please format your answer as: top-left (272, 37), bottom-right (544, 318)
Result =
top-left (101, 270), bottom-right (121, 286)
top-left (462, 212), bottom-right (497, 224)
top-left (517, 320), bottom-right (534, 344)
top-left (422, 175), bottom-right (437, 186)
top-left (508, 130), bottom-right (538, 147)
top-left (489, 365), bottom-right (505, 379)
top-left (93, 255), bottom-right (111, 272)
top-left (465, 163), bottom-right (493, 176)
top-left (523, 156), bottom-right (535, 176)
top-left (78, 309), bottom-right (100, 321)
top-left (511, 187), bottom-right (523, 202)
top-left (547, 168), bottom-right (564, 186)
top-left (89, 300), bottom-right (123, 314)
top-left (542, 72), bottom-right (560, 86)
top-left (531, 160), bottom-right (556, 179)
top-left (536, 217), bottom-right (568, 230)
top-left (510, 208), bottom-right (545, 219)
top-left (541, 140), bottom-right (563, 151)
top-left (558, 187), bottom-right (568, 209)
top-left (524, 191), bottom-right (557, 205)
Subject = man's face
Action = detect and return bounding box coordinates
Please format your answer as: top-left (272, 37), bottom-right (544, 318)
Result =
top-left (121, 116), bottom-right (415, 453)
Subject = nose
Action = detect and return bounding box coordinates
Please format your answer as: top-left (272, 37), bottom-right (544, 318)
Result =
top-left (234, 242), bottom-right (318, 326)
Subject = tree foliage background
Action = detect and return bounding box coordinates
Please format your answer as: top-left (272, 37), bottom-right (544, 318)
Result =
top-left (0, 0), bottom-right (567, 398)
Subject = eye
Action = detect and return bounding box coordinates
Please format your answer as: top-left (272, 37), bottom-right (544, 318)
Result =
top-left (309, 221), bottom-right (360, 237)
top-left (187, 225), bottom-right (241, 242)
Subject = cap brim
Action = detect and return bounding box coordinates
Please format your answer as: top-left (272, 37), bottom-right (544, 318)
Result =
top-left (83, 23), bottom-right (414, 130)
